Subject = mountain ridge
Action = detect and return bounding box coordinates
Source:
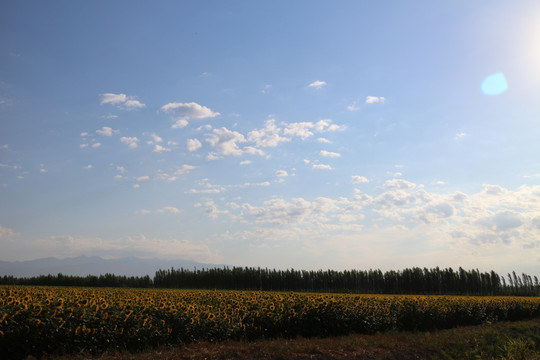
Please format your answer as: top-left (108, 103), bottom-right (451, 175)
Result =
top-left (0, 256), bottom-right (223, 277)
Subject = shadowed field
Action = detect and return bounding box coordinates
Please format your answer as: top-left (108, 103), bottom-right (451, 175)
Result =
top-left (53, 317), bottom-right (540, 360)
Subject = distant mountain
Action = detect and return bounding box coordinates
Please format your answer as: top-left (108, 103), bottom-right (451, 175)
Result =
top-left (0, 256), bottom-right (223, 278)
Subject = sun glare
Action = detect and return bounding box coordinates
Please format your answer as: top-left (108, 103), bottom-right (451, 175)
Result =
top-left (481, 72), bottom-right (508, 96)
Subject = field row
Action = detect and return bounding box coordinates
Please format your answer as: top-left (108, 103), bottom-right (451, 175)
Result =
top-left (1, 286), bottom-right (540, 358)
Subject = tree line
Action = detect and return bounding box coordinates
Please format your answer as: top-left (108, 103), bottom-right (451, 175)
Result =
top-left (1, 267), bottom-right (538, 296)
top-left (0, 273), bottom-right (153, 288)
top-left (153, 267), bottom-right (540, 296)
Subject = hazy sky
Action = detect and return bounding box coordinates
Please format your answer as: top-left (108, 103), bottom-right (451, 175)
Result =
top-left (1, 1), bottom-right (540, 275)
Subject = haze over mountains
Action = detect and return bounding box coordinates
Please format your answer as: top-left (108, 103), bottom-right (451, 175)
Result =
top-left (0, 256), bottom-right (221, 278)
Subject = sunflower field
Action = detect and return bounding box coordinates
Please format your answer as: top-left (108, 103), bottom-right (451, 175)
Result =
top-left (1, 286), bottom-right (540, 359)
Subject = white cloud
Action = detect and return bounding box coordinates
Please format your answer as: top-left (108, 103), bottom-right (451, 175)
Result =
top-left (116, 166), bottom-right (126, 173)
top-left (476, 211), bottom-right (522, 232)
top-left (197, 124), bottom-right (213, 131)
top-left (383, 178), bottom-right (416, 190)
top-left (0, 224), bottom-right (16, 239)
top-left (136, 176), bottom-right (150, 181)
top-left (84, 165), bottom-right (93, 169)
top-left (417, 202), bottom-right (455, 224)
top-left (347, 101), bottom-right (360, 111)
top-left (175, 164), bottom-right (196, 175)
top-left (96, 126), bottom-right (118, 136)
top-left (455, 132), bottom-right (467, 139)
top-left (227, 176), bottom-right (449, 229)
top-left (156, 206), bottom-right (181, 214)
top-left (186, 179), bottom-right (226, 194)
top-left (100, 93), bottom-right (145, 109)
top-left (351, 176), bottom-right (369, 184)
top-left (100, 93), bottom-right (127, 105)
top-left (123, 99), bottom-right (145, 109)
top-left (187, 188), bottom-right (223, 194)
top-left (320, 150), bottom-right (340, 158)
top-left (481, 184), bottom-right (507, 196)
top-left (312, 164), bottom-right (333, 170)
top-left (366, 96), bottom-right (385, 104)
top-left (307, 80), bottom-right (327, 89)
top-left (153, 144), bottom-right (171, 153)
top-left (317, 137), bottom-right (332, 144)
top-left (446, 185), bottom-right (540, 248)
top-left (236, 196), bottom-right (348, 226)
top-left (205, 127), bottom-right (264, 158)
top-left (41, 176), bottom-right (532, 272)
top-left (372, 190), bottom-right (424, 216)
top-left (120, 136), bottom-right (139, 148)
top-left (187, 138), bottom-right (202, 152)
top-left (150, 133), bottom-right (163, 143)
top-left (172, 119), bottom-right (189, 129)
top-left (241, 181), bottom-right (271, 188)
top-left (187, 178), bottom-right (271, 194)
top-left (161, 101), bottom-right (220, 119)
top-left (283, 122), bottom-right (315, 139)
top-left (240, 160), bottom-right (252, 166)
top-left (154, 171), bottom-right (177, 182)
top-left (451, 192), bottom-right (467, 202)
top-left (80, 132), bottom-right (88, 137)
top-left (206, 153), bottom-right (222, 161)
top-left (327, 124), bottom-right (345, 132)
top-left (206, 127), bottom-right (246, 155)
top-left (195, 201), bottom-right (229, 219)
top-left (261, 84), bottom-right (272, 94)
top-left (132, 184), bottom-right (140, 189)
top-left (101, 114), bottom-right (119, 119)
top-left (184, 119), bottom-right (333, 160)
top-left (247, 119), bottom-right (290, 148)
top-left (80, 144), bottom-right (88, 148)
top-left (315, 119), bottom-right (346, 132)
top-left (91, 142), bottom-right (101, 148)
top-left (152, 165), bottom-right (195, 182)
top-left (205, 201), bottom-right (229, 219)
top-left (276, 170), bottom-right (288, 177)
top-left (523, 174), bottom-right (540, 179)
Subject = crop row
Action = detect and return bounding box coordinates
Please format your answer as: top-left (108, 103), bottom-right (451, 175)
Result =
top-left (1, 286), bottom-right (539, 358)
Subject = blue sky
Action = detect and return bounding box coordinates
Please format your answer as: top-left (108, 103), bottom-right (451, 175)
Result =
top-left (1, 1), bottom-right (540, 275)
